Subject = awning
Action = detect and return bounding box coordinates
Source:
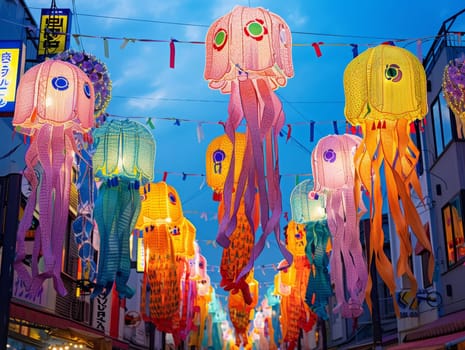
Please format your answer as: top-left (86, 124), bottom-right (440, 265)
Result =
top-left (387, 309), bottom-right (465, 350)
top-left (387, 329), bottom-right (465, 349)
top-left (10, 300), bottom-right (129, 350)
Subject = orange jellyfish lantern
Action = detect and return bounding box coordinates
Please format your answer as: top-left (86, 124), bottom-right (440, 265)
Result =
top-left (443, 56), bottom-right (465, 138)
top-left (205, 5), bottom-right (294, 281)
top-left (138, 181), bottom-right (183, 337)
top-left (13, 60), bottom-right (95, 296)
top-left (343, 44), bottom-right (434, 313)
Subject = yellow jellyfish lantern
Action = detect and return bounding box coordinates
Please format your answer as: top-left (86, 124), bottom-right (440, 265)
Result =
top-left (343, 44), bottom-right (434, 314)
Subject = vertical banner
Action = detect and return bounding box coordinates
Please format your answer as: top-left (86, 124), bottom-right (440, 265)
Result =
top-left (93, 292), bottom-right (112, 335)
top-left (38, 8), bottom-right (72, 58)
top-left (0, 41), bottom-right (25, 115)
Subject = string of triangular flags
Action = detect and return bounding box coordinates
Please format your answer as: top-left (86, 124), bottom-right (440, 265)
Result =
top-left (2, 16), bottom-right (461, 64)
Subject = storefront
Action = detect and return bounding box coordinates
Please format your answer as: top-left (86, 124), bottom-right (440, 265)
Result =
top-left (9, 300), bottom-right (129, 350)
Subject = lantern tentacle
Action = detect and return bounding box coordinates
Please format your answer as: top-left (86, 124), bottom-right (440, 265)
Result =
top-left (91, 182), bottom-right (120, 297)
top-left (115, 185), bottom-right (141, 299)
top-left (14, 144), bottom-right (40, 289)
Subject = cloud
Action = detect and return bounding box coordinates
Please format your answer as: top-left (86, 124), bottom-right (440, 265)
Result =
top-left (125, 88), bottom-right (168, 111)
top-left (285, 10), bottom-right (308, 29)
top-left (184, 25), bottom-right (207, 43)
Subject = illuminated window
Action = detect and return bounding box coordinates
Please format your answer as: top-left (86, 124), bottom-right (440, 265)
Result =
top-left (442, 192), bottom-right (465, 267)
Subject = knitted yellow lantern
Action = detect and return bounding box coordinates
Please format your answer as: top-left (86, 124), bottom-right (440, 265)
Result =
top-left (344, 44), bottom-right (434, 314)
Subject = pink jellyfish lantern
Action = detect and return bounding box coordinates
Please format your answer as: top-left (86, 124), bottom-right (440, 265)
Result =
top-left (204, 5), bottom-right (294, 282)
top-left (311, 134), bottom-right (368, 319)
top-left (13, 60), bottom-right (95, 296)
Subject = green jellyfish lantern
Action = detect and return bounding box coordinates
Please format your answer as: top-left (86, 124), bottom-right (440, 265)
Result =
top-left (91, 119), bottom-right (155, 298)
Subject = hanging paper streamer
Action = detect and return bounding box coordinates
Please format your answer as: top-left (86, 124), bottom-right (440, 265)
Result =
top-left (204, 5), bottom-right (294, 286)
top-left (91, 119), bottom-right (155, 299)
top-left (343, 44), bottom-right (434, 315)
top-left (13, 60), bottom-right (95, 297)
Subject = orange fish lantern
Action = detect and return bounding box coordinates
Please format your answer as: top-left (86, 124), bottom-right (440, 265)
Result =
top-left (206, 132), bottom-right (258, 303)
top-left (13, 60), bottom-right (94, 297)
top-left (279, 224), bottom-right (316, 350)
top-left (205, 6), bottom-right (293, 281)
top-left (138, 181), bottom-right (183, 337)
top-left (343, 44), bottom-right (434, 314)
top-left (228, 273), bottom-right (259, 349)
top-left (217, 191), bottom-right (259, 305)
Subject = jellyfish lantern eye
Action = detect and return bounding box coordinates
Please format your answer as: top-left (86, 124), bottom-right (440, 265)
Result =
top-left (213, 149), bottom-right (226, 174)
top-left (168, 192), bottom-right (177, 204)
top-left (323, 148), bottom-right (336, 163)
top-left (51, 76), bottom-right (69, 91)
top-left (385, 64), bottom-right (402, 82)
top-left (244, 19), bottom-right (268, 41)
top-left (213, 28), bottom-right (228, 51)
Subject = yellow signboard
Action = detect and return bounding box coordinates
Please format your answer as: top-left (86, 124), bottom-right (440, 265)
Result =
top-left (38, 8), bottom-right (72, 57)
top-left (0, 41), bottom-right (24, 114)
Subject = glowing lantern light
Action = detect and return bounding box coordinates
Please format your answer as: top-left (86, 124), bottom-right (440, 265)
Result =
top-left (205, 132), bottom-right (246, 201)
top-left (443, 56), bottom-right (465, 138)
top-left (188, 243), bottom-right (212, 348)
top-left (290, 179), bottom-right (326, 224)
top-left (137, 181), bottom-right (183, 338)
top-left (290, 179), bottom-right (332, 319)
top-left (205, 6), bottom-right (293, 281)
top-left (311, 134), bottom-right (367, 318)
top-left (264, 286), bottom-right (282, 350)
top-left (13, 59), bottom-right (95, 296)
top-left (202, 290), bottom-right (227, 350)
top-left (343, 44), bottom-right (434, 314)
top-left (228, 273), bottom-right (259, 348)
top-left (91, 119), bottom-right (155, 299)
top-left (279, 224), bottom-right (316, 350)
